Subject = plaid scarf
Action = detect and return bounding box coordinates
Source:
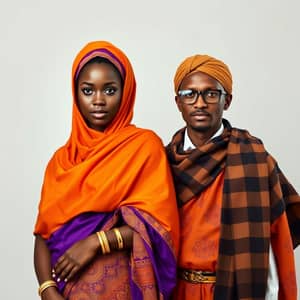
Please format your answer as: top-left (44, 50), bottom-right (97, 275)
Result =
top-left (166, 119), bottom-right (300, 300)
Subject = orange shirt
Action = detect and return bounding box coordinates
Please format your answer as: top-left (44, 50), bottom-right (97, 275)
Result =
top-left (174, 171), bottom-right (297, 300)
top-left (178, 171), bottom-right (224, 272)
top-left (271, 213), bottom-right (297, 299)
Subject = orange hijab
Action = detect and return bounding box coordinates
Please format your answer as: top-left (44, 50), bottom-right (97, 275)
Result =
top-left (34, 41), bottom-right (179, 250)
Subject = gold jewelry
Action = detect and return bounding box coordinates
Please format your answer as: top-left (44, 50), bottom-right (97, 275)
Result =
top-left (113, 228), bottom-right (124, 250)
top-left (96, 231), bottom-right (106, 254)
top-left (179, 269), bottom-right (216, 284)
top-left (38, 280), bottom-right (57, 296)
top-left (99, 230), bottom-right (111, 254)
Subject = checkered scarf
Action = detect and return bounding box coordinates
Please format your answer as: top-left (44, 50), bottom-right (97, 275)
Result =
top-left (166, 119), bottom-right (300, 300)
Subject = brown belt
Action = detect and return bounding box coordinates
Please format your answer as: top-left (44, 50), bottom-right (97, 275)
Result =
top-left (179, 268), bottom-right (216, 284)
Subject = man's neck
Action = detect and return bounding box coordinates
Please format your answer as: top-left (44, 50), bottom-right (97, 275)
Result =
top-left (186, 124), bottom-right (222, 148)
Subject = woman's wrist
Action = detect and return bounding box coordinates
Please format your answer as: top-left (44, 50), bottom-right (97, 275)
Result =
top-left (95, 227), bottom-right (125, 254)
top-left (40, 285), bottom-right (58, 299)
top-left (106, 229), bottom-right (119, 251)
top-left (38, 279), bottom-right (57, 297)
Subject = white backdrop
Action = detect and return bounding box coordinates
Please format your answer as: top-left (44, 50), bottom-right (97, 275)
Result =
top-left (0, 0), bottom-right (299, 299)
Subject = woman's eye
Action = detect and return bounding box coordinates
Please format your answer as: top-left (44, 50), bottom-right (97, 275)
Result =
top-left (104, 87), bottom-right (117, 95)
top-left (82, 88), bottom-right (93, 95)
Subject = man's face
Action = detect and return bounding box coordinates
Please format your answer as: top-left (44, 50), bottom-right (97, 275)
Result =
top-left (175, 71), bottom-right (232, 136)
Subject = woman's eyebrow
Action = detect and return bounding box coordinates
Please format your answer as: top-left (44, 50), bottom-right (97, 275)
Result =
top-left (79, 81), bottom-right (93, 86)
top-left (80, 81), bottom-right (118, 86)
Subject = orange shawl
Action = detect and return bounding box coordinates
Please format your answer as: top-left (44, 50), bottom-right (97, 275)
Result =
top-left (34, 41), bottom-right (179, 253)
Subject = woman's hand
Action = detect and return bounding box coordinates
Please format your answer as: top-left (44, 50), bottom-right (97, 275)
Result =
top-left (54, 234), bottom-right (99, 282)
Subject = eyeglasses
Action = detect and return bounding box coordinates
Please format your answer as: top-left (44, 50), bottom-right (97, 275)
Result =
top-left (177, 88), bottom-right (227, 105)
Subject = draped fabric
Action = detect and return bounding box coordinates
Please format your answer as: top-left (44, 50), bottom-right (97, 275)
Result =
top-left (166, 119), bottom-right (300, 299)
top-left (34, 40), bottom-right (179, 298)
top-left (172, 176), bottom-right (297, 300)
top-left (47, 207), bottom-right (177, 299)
top-left (34, 41), bottom-right (179, 246)
top-left (173, 54), bottom-right (233, 94)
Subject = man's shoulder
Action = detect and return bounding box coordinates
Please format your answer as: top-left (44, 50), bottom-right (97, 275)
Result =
top-left (231, 127), bottom-right (264, 145)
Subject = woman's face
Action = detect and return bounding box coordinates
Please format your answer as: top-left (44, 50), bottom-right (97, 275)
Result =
top-left (76, 62), bottom-right (123, 132)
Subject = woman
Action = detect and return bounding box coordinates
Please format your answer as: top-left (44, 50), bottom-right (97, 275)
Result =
top-left (34, 41), bottom-right (179, 300)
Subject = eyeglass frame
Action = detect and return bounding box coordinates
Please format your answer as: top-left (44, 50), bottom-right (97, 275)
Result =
top-left (177, 88), bottom-right (228, 105)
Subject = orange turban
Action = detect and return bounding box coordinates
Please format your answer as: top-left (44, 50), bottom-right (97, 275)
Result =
top-left (173, 54), bottom-right (233, 94)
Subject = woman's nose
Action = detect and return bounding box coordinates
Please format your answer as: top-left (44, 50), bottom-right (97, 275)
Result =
top-left (93, 91), bottom-right (105, 105)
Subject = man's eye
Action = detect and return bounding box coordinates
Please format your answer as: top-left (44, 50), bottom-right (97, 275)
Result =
top-left (104, 87), bottom-right (117, 95)
top-left (206, 90), bottom-right (219, 98)
top-left (82, 88), bottom-right (93, 95)
top-left (185, 92), bottom-right (195, 98)
top-left (179, 90), bottom-right (194, 98)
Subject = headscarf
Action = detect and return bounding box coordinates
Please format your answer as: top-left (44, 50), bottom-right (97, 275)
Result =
top-left (34, 41), bottom-right (179, 251)
top-left (173, 54), bottom-right (233, 94)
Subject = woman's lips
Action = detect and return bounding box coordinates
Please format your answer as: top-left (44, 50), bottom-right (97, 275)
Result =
top-left (90, 111), bottom-right (107, 118)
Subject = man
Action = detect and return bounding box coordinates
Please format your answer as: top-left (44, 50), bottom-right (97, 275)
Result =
top-left (166, 54), bottom-right (300, 300)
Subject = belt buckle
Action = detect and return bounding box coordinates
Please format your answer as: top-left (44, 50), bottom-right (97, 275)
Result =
top-left (184, 270), bottom-right (205, 283)
top-left (193, 270), bottom-right (205, 283)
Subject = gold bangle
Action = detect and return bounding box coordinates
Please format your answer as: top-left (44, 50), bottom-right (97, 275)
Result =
top-left (99, 230), bottom-right (111, 254)
top-left (38, 280), bottom-right (57, 296)
top-left (96, 231), bottom-right (106, 254)
top-left (113, 228), bottom-right (124, 250)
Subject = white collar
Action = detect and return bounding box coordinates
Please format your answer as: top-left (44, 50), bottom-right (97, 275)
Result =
top-left (183, 123), bottom-right (224, 151)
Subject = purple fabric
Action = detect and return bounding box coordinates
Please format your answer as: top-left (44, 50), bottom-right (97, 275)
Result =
top-left (46, 212), bottom-right (113, 291)
top-left (130, 279), bottom-right (143, 299)
top-left (47, 208), bottom-right (176, 299)
top-left (75, 48), bottom-right (126, 80)
top-left (131, 208), bottom-right (177, 299)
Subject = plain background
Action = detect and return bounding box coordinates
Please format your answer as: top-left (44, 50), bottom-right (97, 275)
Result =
top-left (0, 0), bottom-right (299, 299)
